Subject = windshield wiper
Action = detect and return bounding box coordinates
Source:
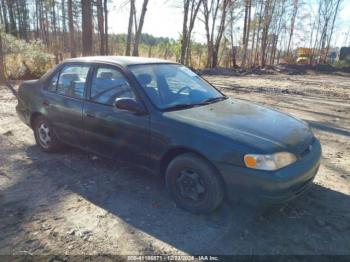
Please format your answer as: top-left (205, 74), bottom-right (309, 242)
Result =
top-left (163, 97), bottom-right (227, 111)
top-left (199, 96), bottom-right (227, 105)
top-left (163, 103), bottom-right (196, 111)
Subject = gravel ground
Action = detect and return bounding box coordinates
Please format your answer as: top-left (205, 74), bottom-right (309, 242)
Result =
top-left (0, 73), bottom-right (349, 256)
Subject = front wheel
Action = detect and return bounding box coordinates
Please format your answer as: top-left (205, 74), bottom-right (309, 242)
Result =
top-left (165, 153), bottom-right (225, 214)
top-left (33, 116), bottom-right (63, 152)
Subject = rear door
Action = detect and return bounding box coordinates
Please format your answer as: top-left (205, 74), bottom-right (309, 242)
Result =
top-left (42, 63), bottom-right (91, 146)
top-left (83, 64), bottom-right (150, 164)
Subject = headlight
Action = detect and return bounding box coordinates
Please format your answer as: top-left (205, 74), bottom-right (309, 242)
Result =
top-left (244, 152), bottom-right (297, 171)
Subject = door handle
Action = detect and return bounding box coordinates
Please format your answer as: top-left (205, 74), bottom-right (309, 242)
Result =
top-left (86, 113), bottom-right (95, 118)
top-left (42, 100), bottom-right (50, 107)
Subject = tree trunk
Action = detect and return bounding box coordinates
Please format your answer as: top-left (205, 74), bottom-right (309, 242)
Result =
top-left (185, 0), bottom-right (203, 66)
top-left (228, 9), bottom-right (237, 68)
top-left (61, 0), bottom-right (67, 51)
top-left (68, 0), bottom-right (76, 57)
top-left (126, 0), bottom-right (135, 56)
top-left (286, 0), bottom-right (298, 56)
top-left (133, 0), bottom-right (149, 56)
top-left (250, 22), bottom-right (256, 66)
top-left (212, 0), bottom-right (229, 68)
top-left (6, 0), bottom-right (17, 36)
top-left (241, 0), bottom-right (251, 67)
top-left (44, 3), bottom-right (49, 46)
top-left (202, 0), bottom-right (230, 68)
top-left (97, 0), bottom-right (105, 55)
top-left (241, 0), bottom-right (248, 66)
top-left (0, 3), bottom-right (3, 26)
top-left (81, 0), bottom-right (93, 56)
top-left (34, 0), bottom-right (39, 38)
top-left (148, 45), bottom-right (152, 57)
top-left (52, 0), bottom-right (58, 44)
top-left (260, 0), bottom-right (275, 67)
top-left (133, 5), bottom-right (138, 38)
top-left (310, 2), bottom-right (322, 65)
top-left (187, 43), bottom-right (192, 66)
top-left (203, 0), bottom-right (212, 67)
top-left (0, 0), bottom-right (8, 33)
top-left (0, 31), bottom-right (5, 80)
top-left (324, 0), bottom-right (341, 63)
top-left (180, 0), bottom-right (190, 64)
top-left (254, 0), bottom-right (264, 65)
top-left (104, 0), bottom-right (109, 55)
top-left (164, 43), bottom-right (169, 59)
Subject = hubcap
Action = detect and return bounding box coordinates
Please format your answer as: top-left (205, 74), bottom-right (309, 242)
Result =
top-left (37, 123), bottom-right (51, 148)
top-left (176, 168), bottom-right (206, 202)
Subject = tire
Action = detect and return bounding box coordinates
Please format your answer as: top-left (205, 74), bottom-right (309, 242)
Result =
top-left (165, 153), bottom-right (225, 214)
top-left (33, 115), bottom-right (63, 152)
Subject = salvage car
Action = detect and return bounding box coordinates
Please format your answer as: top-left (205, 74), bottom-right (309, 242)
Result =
top-left (16, 56), bottom-right (321, 213)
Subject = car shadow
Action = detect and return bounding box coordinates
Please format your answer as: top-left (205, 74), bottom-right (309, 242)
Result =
top-left (3, 144), bottom-right (346, 255)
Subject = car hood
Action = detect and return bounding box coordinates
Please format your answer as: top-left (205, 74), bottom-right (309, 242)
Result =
top-left (164, 98), bottom-right (314, 155)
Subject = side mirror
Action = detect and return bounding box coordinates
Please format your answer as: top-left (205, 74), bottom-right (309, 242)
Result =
top-left (114, 98), bottom-right (146, 114)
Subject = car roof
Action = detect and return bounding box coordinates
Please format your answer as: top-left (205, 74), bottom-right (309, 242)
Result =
top-left (63, 56), bottom-right (177, 67)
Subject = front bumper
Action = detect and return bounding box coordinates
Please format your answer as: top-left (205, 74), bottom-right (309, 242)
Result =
top-left (217, 138), bottom-right (322, 205)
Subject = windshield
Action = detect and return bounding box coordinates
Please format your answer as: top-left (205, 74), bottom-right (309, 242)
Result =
top-left (129, 64), bottom-right (225, 110)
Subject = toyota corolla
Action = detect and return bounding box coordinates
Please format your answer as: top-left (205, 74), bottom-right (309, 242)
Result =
top-left (16, 56), bottom-right (321, 213)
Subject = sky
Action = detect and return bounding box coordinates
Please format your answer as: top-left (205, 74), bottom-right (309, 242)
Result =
top-left (108, 1), bottom-right (183, 39)
top-left (108, 0), bottom-right (350, 48)
top-left (336, 0), bottom-right (350, 46)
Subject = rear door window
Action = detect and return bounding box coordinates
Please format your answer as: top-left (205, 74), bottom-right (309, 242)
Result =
top-left (47, 71), bottom-right (59, 92)
top-left (57, 65), bottom-right (90, 99)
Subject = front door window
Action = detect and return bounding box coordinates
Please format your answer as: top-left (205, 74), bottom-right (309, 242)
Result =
top-left (90, 67), bottom-right (136, 106)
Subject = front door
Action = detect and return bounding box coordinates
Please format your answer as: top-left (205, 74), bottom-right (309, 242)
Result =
top-left (83, 65), bottom-right (150, 165)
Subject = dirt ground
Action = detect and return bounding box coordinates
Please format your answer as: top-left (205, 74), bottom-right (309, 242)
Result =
top-left (0, 72), bottom-right (349, 256)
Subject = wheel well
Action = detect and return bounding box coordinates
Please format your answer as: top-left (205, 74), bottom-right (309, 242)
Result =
top-left (160, 147), bottom-right (212, 176)
top-left (30, 112), bottom-right (43, 129)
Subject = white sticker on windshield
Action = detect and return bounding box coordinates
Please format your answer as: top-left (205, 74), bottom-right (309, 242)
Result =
top-left (179, 66), bottom-right (198, 77)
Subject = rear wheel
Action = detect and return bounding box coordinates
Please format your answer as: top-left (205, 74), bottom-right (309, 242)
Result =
top-left (33, 116), bottom-right (62, 152)
top-left (165, 153), bottom-right (224, 214)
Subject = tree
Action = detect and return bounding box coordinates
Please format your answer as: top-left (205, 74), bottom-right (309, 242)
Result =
top-left (202, 0), bottom-right (231, 68)
top-left (61, 0), bottom-right (68, 51)
top-left (286, 0), bottom-right (299, 56)
top-left (268, 0), bottom-right (287, 65)
top-left (0, 0), bottom-right (9, 33)
top-left (133, 0), bottom-right (149, 56)
top-left (68, 0), bottom-right (76, 57)
top-left (6, 0), bottom-right (17, 36)
top-left (104, 0), bottom-right (109, 55)
top-left (252, 0), bottom-right (264, 65)
top-left (0, 3), bottom-right (3, 26)
top-left (180, 0), bottom-right (203, 65)
top-left (310, 0), bottom-right (343, 64)
top-left (81, 0), bottom-right (93, 56)
top-left (0, 0), bottom-right (345, 71)
top-left (241, 0), bottom-right (251, 67)
top-left (126, 0), bottom-right (135, 56)
top-left (260, 0), bottom-right (276, 66)
top-left (227, 5), bottom-right (239, 68)
top-left (97, 0), bottom-right (106, 55)
top-left (324, 0), bottom-right (342, 62)
top-left (0, 29), bottom-right (5, 80)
